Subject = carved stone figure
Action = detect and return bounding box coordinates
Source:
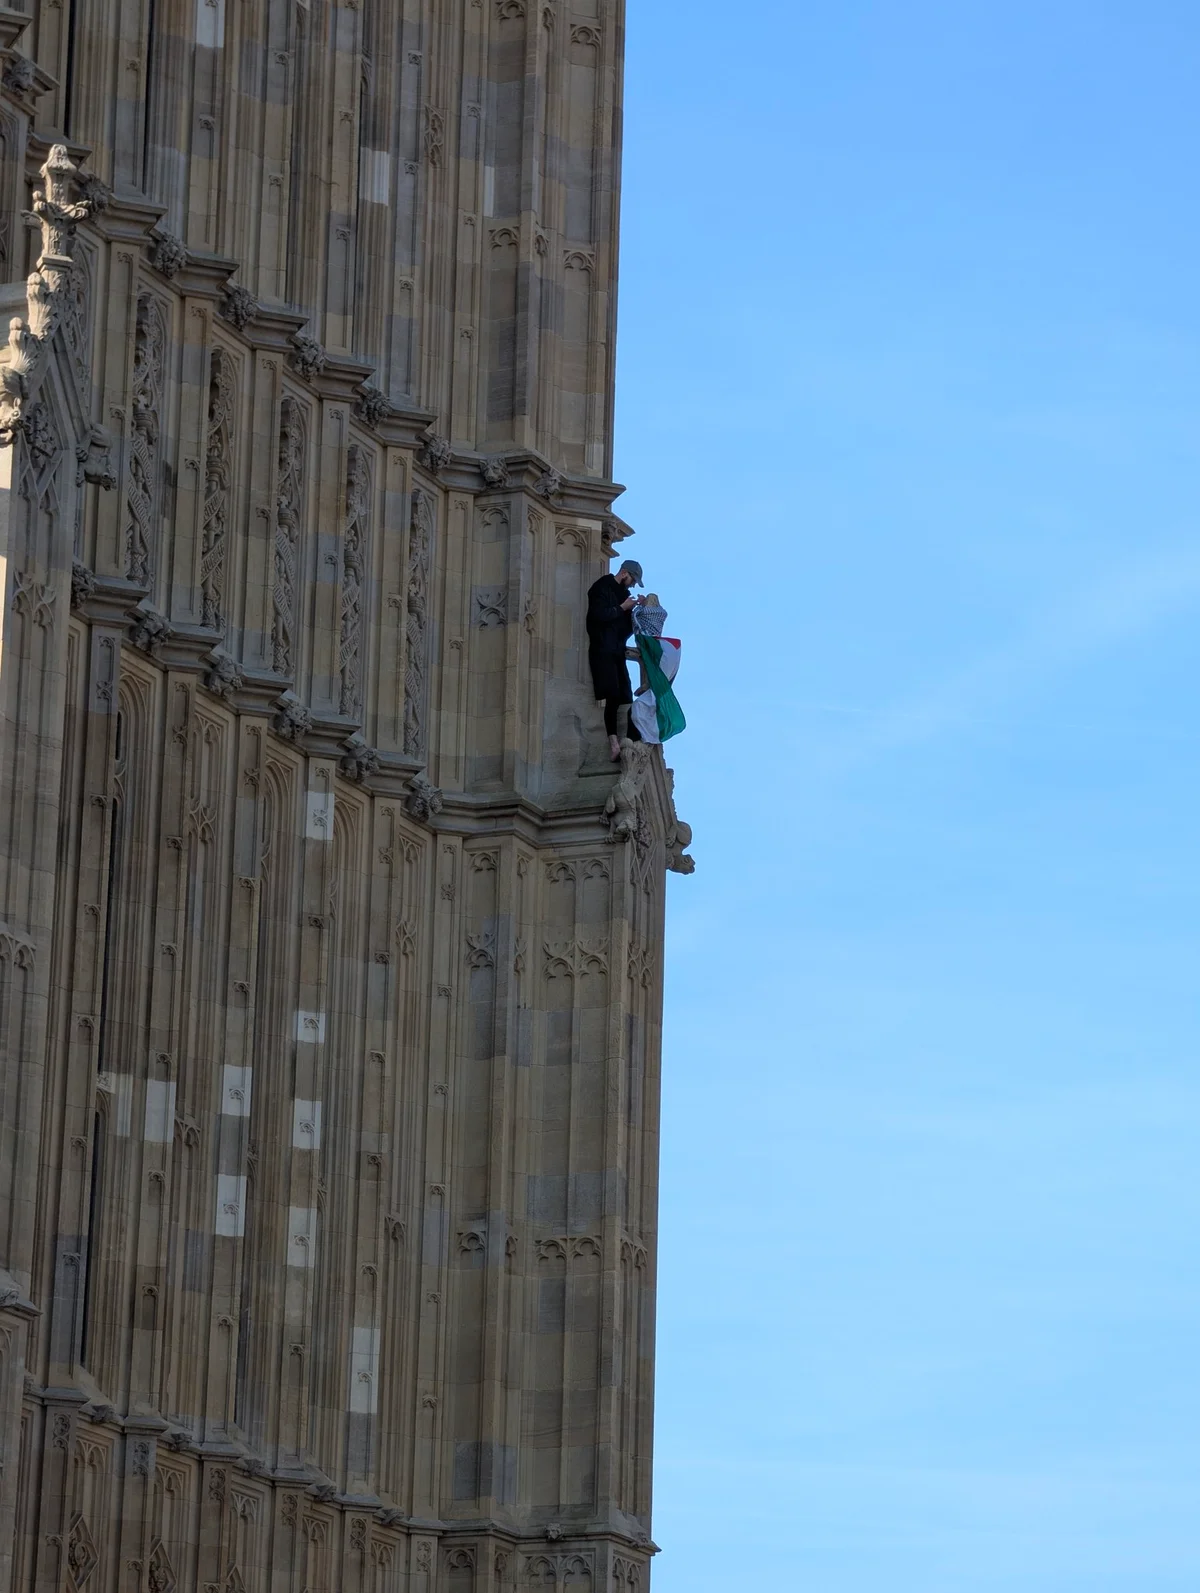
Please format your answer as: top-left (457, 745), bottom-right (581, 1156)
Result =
top-left (129, 604), bottom-right (173, 655)
top-left (339, 733), bottom-right (379, 783)
top-left (666, 817), bottom-right (695, 874)
top-left (288, 333), bottom-right (326, 380)
top-left (77, 422), bottom-right (116, 491)
top-left (149, 231), bottom-right (187, 278)
top-left (272, 397), bottom-right (306, 675)
top-left (219, 284), bottom-right (258, 330)
top-left (404, 772), bottom-right (443, 823)
top-left (404, 489), bottom-right (433, 756)
top-left (419, 430), bottom-right (452, 473)
top-left (201, 348), bottom-right (234, 631)
top-left (70, 561), bottom-right (96, 608)
top-left (202, 648), bottom-right (243, 699)
top-left (339, 445), bottom-right (371, 717)
top-left (2, 54), bottom-right (36, 94)
top-left (126, 296), bottom-right (165, 582)
top-left (29, 144), bottom-right (95, 271)
top-left (272, 690), bottom-right (312, 741)
top-left (354, 385), bottom-right (391, 426)
top-left (0, 144), bottom-right (106, 442)
top-left (603, 739), bottom-right (652, 842)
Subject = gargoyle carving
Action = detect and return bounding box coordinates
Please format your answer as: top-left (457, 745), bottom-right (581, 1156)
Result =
top-left (272, 690), bottom-right (312, 742)
top-left (602, 739), bottom-right (651, 842)
top-left (666, 816), bottom-right (695, 874)
top-left (289, 333), bottom-right (327, 380)
top-left (203, 649), bottom-right (243, 699)
top-left (419, 430), bottom-right (452, 474)
top-left (354, 385), bottom-right (391, 426)
top-left (404, 772), bottom-right (443, 823)
top-left (339, 732), bottom-right (380, 783)
top-left (129, 604), bottom-right (173, 656)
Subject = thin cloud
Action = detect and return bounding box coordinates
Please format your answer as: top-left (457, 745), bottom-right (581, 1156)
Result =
top-left (819, 544), bottom-right (1200, 773)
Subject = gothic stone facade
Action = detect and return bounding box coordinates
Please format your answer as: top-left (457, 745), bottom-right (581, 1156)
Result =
top-left (0, 4), bottom-right (692, 1591)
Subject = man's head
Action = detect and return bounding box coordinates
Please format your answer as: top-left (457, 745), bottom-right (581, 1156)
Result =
top-left (615, 559), bottom-right (644, 589)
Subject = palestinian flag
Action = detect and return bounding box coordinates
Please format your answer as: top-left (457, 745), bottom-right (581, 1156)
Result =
top-left (631, 635), bottom-right (686, 744)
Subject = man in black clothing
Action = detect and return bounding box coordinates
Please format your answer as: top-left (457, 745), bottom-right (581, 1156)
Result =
top-left (587, 557), bottom-right (644, 761)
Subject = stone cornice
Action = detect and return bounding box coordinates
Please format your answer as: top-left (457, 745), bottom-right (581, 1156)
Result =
top-left (0, 8), bottom-right (31, 51)
top-left (67, 600), bottom-right (686, 858)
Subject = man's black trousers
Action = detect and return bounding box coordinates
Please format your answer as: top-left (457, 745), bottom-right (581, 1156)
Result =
top-left (589, 649), bottom-right (642, 741)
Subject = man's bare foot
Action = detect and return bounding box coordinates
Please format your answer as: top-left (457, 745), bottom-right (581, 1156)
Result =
top-left (609, 734), bottom-right (621, 762)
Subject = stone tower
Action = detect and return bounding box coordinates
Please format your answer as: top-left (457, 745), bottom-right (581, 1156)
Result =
top-left (0, 3), bottom-right (691, 1590)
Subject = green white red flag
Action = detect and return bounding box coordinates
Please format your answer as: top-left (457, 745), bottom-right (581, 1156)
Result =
top-left (631, 635), bottom-right (686, 744)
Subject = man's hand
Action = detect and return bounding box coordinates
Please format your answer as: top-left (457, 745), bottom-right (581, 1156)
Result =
top-left (620, 595), bottom-right (637, 612)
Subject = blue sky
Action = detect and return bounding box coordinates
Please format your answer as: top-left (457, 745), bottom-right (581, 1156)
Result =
top-left (611, 3), bottom-right (1200, 1588)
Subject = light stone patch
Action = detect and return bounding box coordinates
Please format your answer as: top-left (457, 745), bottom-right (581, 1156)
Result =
top-left (305, 785), bottom-right (333, 841)
top-left (222, 1065), bottom-right (252, 1116)
top-left (360, 149), bottom-right (391, 205)
top-left (143, 1079), bottom-right (176, 1143)
top-left (287, 1206), bottom-right (318, 1270)
top-left (195, 0), bottom-right (224, 49)
top-left (97, 1073), bottom-right (133, 1136)
top-left (349, 1325), bottom-right (380, 1414)
top-left (295, 1010), bottom-right (326, 1044)
top-left (292, 1099), bottom-right (322, 1150)
top-left (215, 1174), bottom-right (246, 1238)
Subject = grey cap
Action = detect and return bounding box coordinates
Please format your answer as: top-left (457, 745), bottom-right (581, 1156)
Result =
top-left (617, 558), bottom-right (644, 587)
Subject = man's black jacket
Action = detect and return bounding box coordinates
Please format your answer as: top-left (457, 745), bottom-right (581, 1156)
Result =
top-left (586, 574), bottom-right (634, 656)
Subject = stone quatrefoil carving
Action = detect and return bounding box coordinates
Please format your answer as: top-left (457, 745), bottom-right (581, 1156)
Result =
top-left (542, 937), bottom-right (608, 979)
top-left (536, 1235), bottom-right (602, 1262)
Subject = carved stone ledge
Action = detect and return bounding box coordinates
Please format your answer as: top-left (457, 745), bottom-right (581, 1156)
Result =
top-left (602, 513), bottom-right (636, 555)
top-left (157, 245), bottom-right (239, 301)
top-left (1, 48), bottom-right (56, 106)
top-left (72, 572), bottom-right (151, 627)
top-left (407, 443), bottom-right (629, 520)
top-left (0, 1267), bottom-right (40, 1320)
top-left (0, 11), bottom-right (33, 53)
top-left (149, 622), bottom-right (227, 672)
